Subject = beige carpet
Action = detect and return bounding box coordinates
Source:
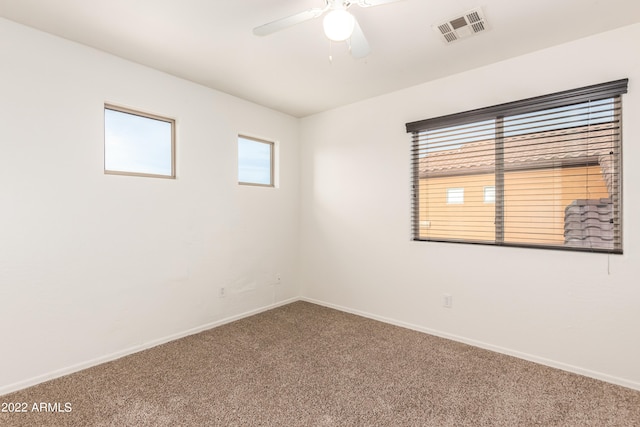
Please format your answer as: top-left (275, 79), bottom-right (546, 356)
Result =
top-left (1, 301), bottom-right (639, 426)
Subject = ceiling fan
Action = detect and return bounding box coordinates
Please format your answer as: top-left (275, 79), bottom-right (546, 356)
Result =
top-left (253, 0), bottom-right (404, 59)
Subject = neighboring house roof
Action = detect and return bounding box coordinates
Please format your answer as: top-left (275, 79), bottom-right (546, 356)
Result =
top-left (418, 123), bottom-right (618, 194)
top-left (564, 198), bottom-right (614, 250)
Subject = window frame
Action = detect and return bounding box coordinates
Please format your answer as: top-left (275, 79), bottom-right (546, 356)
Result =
top-left (104, 104), bottom-right (176, 179)
top-left (237, 135), bottom-right (275, 188)
top-left (406, 79), bottom-right (628, 254)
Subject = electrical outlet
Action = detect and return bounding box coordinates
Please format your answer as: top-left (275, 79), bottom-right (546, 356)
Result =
top-left (219, 287), bottom-right (226, 298)
top-left (443, 294), bottom-right (453, 308)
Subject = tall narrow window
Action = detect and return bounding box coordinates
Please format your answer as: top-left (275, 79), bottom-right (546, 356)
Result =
top-left (238, 135), bottom-right (274, 187)
top-left (407, 79), bottom-right (627, 253)
top-left (104, 105), bottom-right (175, 178)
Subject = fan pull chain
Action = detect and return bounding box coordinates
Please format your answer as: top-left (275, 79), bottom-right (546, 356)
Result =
top-left (328, 40), bottom-right (333, 63)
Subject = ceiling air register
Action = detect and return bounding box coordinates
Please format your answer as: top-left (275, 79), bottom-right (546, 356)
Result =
top-left (434, 8), bottom-right (489, 44)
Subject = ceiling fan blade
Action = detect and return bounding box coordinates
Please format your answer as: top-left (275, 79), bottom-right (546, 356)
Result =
top-left (349, 19), bottom-right (371, 59)
top-left (356, 0), bottom-right (403, 7)
top-left (253, 8), bottom-right (326, 36)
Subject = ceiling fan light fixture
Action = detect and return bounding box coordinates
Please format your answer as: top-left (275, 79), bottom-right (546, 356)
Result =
top-left (323, 9), bottom-right (356, 41)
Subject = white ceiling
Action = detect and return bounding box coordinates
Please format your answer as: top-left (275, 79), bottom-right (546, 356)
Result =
top-left (1, 0), bottom-right (639, 117)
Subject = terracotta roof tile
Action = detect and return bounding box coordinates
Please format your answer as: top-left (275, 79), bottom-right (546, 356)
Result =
top-left (419, 123), bottom-right (618, 183)
top-left (564, 198), bottom-right (614, 250)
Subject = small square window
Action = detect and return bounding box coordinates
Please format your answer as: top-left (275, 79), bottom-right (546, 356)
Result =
top-left (238, 136), bottom-right (274, 187)
top-left (104, 105), bottom-right (175, 178)
top-left (484, 186), bottom-right (496, 203)
top-left (446, 188), bottom-right (464, 204)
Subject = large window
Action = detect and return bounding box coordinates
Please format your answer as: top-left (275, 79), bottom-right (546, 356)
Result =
top-left (238, 135), bottom-right (274, 187)
top-left (104, 104), bottom-right (175, 178)
top-left (406, 79), bottom-right (627, 253)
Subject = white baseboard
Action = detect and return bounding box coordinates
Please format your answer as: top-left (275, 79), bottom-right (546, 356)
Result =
top-left (0, 297), bottom-right (299, 397)
top-left (5, 296), bottom-right (638, 396)
top-left (300, 296), bottom-right (640, 392)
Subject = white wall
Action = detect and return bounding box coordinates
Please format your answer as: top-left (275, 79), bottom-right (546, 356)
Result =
top-left (300, 24), bottom-right (640, 390)
top-left (0, 18), bottom-right (300, 394)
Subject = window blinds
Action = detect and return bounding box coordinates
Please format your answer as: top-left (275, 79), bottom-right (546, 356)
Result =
top-left (406, 79), bottom-right (628, 253)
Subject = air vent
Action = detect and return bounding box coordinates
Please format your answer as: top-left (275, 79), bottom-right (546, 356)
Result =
top-left (433, 8), bottom-right (489, 44)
